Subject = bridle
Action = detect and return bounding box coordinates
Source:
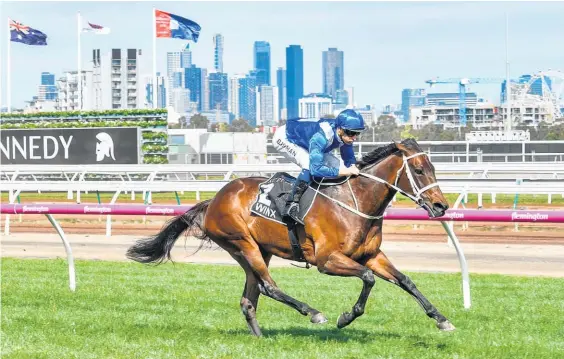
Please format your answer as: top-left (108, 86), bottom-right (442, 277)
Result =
top-left (360, 152), bottom-right (439, 207)
top-left (310, 151), bottom-right (440, 220)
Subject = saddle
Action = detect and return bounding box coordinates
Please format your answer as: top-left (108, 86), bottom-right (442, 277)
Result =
top-left (250, 172), bottom-right (318, 225)
top-left (250, 172), bottom-right (321, 264)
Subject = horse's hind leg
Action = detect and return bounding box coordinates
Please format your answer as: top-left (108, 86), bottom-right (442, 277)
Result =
top-left (238, 243), bottom-right (327, 325)
top-left (365, 251), bottom-right (455, 331)
top-left (231, 253), bottom-right (271, 337)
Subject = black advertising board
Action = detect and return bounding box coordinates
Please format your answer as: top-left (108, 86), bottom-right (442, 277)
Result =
top-left (0, 127), bottom-right (140, 164)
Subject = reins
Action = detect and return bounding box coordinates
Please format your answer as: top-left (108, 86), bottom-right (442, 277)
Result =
top-left (309, 152), bottom-right (439, 219)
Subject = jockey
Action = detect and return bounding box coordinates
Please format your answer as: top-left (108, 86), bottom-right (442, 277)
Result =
top-left (272, 109), bottom-right (365, 224)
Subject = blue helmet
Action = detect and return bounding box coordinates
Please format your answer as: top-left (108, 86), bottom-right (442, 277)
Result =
top-left (335, 109), bottom-right (365, 131)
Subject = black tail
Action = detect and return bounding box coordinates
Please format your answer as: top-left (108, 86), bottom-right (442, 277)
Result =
top-left (126, 199), bottom-right (211, 264)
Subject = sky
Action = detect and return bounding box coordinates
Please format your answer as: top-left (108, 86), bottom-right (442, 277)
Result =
top-left (1, 0), bottom-right (564, 110)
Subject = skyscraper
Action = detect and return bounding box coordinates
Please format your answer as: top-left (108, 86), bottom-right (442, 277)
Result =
top-left (167, 44), bottom-right (192, 77)
top-left (209, 72), bottom-right (229, 111)
top-left (256, 85), bottom-right (279, 126)
top-left (254, 41), bottom-right (271, 87)
top-left (184, 65), bottom-right (202, 111)
top-left (229, 74), bottom-right (245, 118)
top-left (239, 71), bottom-right (258, 126)
top-left (201, 68), bottom-right (209, 111)
top-left (166, 44), bottom-right (192, 105)
top-left (286, 45), bottom-right (304, 119)
top-left (276, 67), bottom-right (286, 119)
top-left (322, 47), bottom-right (344, 100)
top-left (213, 34), bottom-right (224, 73)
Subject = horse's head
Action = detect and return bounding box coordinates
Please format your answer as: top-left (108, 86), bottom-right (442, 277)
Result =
top-left (392, 138), bottom-right (449, 218)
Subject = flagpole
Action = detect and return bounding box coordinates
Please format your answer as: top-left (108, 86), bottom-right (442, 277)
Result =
top-left (152, 7), bottom-right (157, 109)
top-left (7, 17), bottom-right (12, 113)
top-left (77, 12), bottom-right (82, 111)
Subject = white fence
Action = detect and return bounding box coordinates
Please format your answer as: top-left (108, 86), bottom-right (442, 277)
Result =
top-left (2, 178), bottom-right (564, 206)
top-left (2, 162), bottom-right (564, 182)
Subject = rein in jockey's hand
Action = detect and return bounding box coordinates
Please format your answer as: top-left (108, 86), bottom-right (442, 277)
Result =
top-left (339, 163), bottom-right (360, 177)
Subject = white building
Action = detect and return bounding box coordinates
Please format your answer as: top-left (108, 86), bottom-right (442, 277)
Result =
top-left (171, 88), bottom-right (191, 114)
top-left (299, 93), bottom-right (333, 118)
top-left (356, 107), bottom-right (377, 126)
top-left (411, 99), bottom-right (554, 129)
top-left (168, 129), bottom-right (268, 165)
top-left (201, 68), bottom-right (210, 111)
top-left (91, 48), bottom-right (147, 110)
top-left (229, 74), bottom-right (244, 117)
top-left (23, 99), bottom-right (58, 113)
top-left (345, 87), bottom-right (355, 107)
top-left (498, 99), bottom-right (554, 125)
top-left (256, 86), bottom-right (279, 126)
top-left (57, 70), bottom-right (94, 111)
top-left (410, 103), bottom-right (500, 129)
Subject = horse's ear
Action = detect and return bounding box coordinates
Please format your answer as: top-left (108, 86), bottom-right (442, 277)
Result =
top-left (394, 140), bottom-right (406, 151)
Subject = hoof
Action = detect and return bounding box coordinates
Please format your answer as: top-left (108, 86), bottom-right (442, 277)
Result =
top-left (310, 312), bottom-right (328, 324)
top-left (337, 312), bottom-right (353, 329)
top-left (246, 321), bottom-right (262, 337)
top-left (437, 320), bottom-right (456, 332)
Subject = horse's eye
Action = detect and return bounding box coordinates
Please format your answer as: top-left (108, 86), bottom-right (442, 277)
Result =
top-left (414, 168), bottom-right (424, 175)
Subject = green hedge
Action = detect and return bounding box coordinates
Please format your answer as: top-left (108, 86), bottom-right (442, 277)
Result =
top-left (0, 109), bottom-right (167, 120)
top-left (0, 119), bottom-right (167, 129)
top-left (142, 131), bottom-right (168, 140)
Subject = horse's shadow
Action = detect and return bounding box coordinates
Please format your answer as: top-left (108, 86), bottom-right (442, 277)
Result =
top-left (221, 326), bottom-right (428, 344)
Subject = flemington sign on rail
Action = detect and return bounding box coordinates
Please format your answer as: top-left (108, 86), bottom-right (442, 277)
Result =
top-left (0, 127), bottom-right (140, 164)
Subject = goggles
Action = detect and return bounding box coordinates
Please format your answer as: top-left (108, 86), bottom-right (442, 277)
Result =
top-left (343, 129), bottom-right (362, 137)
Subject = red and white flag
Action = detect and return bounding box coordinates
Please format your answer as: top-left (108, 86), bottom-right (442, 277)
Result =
top-left (82, 21), bottom-right (110, 35)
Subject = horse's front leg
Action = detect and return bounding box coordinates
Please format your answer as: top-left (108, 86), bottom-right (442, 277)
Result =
top-left (317, 251), bottom-right (375, 329)
top-left (364, 251), bottom-right (455, 331)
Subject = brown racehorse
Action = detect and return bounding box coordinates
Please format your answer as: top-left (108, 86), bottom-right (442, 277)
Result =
top-left (127, 138), bottom-right (455, 337)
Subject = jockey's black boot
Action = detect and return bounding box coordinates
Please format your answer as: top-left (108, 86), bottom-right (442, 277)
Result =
top-left (283, 179), bottom-right (310, 225)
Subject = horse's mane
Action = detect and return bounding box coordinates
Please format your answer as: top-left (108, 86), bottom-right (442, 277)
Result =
top-left (356, 138), bottom-right (420, 170)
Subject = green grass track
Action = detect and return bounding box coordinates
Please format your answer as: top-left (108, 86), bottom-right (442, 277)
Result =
top-left (2, 258), bottom-right (563, 358)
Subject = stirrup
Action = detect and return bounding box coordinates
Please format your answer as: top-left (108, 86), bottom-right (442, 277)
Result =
top-left (284, 203), bottom-right (304, 225)
top-left (288, 204), bottom-right (304, 225)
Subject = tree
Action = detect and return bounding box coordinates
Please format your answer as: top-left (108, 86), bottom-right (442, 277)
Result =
top-left (400, 125), bottom-right (418, 140)
top-left (376, 115), bottom-right (397, 128)
top-left (188, 114), bottom-right (209, 129)
top-left (210, 122), bottom-right (230, 132)
top-left (229, 118), bottom-right (254, 132)
top-left (178, 116), bottom-right (187, 128)
top-left (219, 122), bottom-right (229, 132)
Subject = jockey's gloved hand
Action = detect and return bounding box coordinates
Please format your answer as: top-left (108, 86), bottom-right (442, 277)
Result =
top-left (339, 164), bottom-right (360, 177)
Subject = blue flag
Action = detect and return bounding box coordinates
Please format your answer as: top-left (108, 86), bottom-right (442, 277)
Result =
top-left (155, 9), bottom-right (201, 42)
top-left (9, 19), bottom-right (47, 45)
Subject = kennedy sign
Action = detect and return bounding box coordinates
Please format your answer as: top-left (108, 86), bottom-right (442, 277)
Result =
top-left (0, 127), bottom-right (140, 164)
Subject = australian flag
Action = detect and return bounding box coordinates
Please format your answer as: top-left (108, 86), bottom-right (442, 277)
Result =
top-left (10, 19), bottom-right (47, 45)
top-left (155, 9), bottom-right (201, 42)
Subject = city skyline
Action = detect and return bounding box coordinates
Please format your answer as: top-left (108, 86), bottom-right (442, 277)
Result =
top-left (2, 1), bottom-right (564, 110)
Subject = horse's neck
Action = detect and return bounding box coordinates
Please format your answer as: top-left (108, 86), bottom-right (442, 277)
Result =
top-left (356, 154), bottom-right (402, 217)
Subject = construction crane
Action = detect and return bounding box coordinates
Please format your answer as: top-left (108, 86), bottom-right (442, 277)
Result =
top-left (425, 77), bottom-right (504, 126)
